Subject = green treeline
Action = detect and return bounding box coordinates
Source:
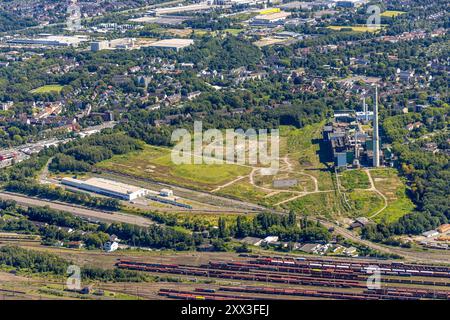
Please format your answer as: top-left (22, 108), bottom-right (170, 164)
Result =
top-left (232, 212), bottom-right (331, 242)
top-left (49, 132), bottom-right (143, 173)
top-left (0, 246), bottom-right (147, 282)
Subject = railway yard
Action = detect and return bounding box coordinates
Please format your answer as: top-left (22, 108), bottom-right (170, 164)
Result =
top-left (2, 242), bottom-right (450, 300)
top-left (115, 254), bottom-right (450, 300)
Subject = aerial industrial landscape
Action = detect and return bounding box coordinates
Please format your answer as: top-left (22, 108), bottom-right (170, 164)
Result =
top-left (0, 0), bottom-right (448, 307)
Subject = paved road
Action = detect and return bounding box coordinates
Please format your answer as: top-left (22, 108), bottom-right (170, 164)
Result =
top-left (0, 192), bottom-right (153, 227)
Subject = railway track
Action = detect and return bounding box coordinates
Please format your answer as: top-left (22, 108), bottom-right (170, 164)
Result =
top-left (116, 255), bottom-right (450, 300)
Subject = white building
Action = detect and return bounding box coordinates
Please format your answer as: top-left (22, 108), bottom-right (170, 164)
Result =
top-left (7, 35), bottom-right (89, 47)
top-left (251, 12), bottom-right (291, 27)
top-left (422, 230), bottom-right (439, 238)
top-left (160, 188), bottom-right (174, 197)
top-left (148, 39), bottom-right (194, 52)
top-left (61, 177), bottom-right (150, 201)
top-left (263, 236), bottom-right (279, 243)
top-left (91, 38), bottom-right (136, 52)
top-left (332, 0), bottom-right (368, 8)
top-left (104, 241), bottom-right (119, 252)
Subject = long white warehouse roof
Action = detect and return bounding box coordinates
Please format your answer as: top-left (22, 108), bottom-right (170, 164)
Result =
top-left (62, 177), bottom-right (145, 195)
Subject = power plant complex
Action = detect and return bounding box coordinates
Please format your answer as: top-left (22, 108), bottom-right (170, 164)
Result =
top-left (323, 86), bottom-right (387, 169)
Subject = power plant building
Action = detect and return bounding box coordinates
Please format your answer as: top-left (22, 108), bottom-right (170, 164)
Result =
top-left (323, 88), bottom-right (382, 169)
top-left (62, 177), bottom-right (150, 201)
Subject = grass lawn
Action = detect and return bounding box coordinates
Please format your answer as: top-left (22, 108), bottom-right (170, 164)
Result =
top-left (259, 192), bottom-right (296, 207)
top-left (192, 29), bottom-right (212, 37)
top-left (374, 197), bottom-right (416, 224)
top-left (96, 145), bottom-right (251, 191)
top-left (217, 180), bottom-right (272, 204)
top-left (347, 190), bottom-right (384, 218)
top-left (31, 85), bottom-right (64, 93)
top-left (327, 25), bottom-right (384, 33)
top-left (280, 123), bottom-right (334, 191)
top-left (381, 10), bottom-right (406, 18)
top-left (222, 28), bottom-right (243, 35)
top-left (370, 168), bottom-right (415, 223)
top-left (252, 170), bottom-right (316, 192)
top-left (340, 170), bottom-right (370, 191)
top-left (282, 192), bottom-right (343, 220)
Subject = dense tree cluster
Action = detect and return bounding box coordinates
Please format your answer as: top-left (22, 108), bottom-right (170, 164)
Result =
top-left (0, 246), bottom-right (68, 274)
top-left (180, 36), bottom-right (262, 71)
top-left (100, 222), bottom-right (199, 251)
top-left (49, 132), bottom-right (143, 173)
top-left (0, 246), bottom-right (148, 282)
top-left (231, 212), bottom-right (331, 243)
top-left (0, 11), bottom-right (37, 32)
top-left (0, 155), bottom-right (49, 182)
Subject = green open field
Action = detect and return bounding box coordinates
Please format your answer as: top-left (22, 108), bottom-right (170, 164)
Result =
top-left (340, 170), bottom-right (370, 191)
top-left (346, 190), bottom-right (384, 218)
top-left (213, 123), bottom-right (335, 208)
top-left (337, 167), bottom-right (415, 222)
top-left (223, 28), bottom-right (244, 35)
top-left (252, 170), bottom-right (316, 192)
top-left (218, 179), bottom-right (273, 203)
top-left (31, 85), bottom-right (64, 93)
top-left (96, 125), bottom-right (414, 222)
top-left (282, 191), bottom-right (343, 220)
top-left (96, 145), bottom-right (251, 191)
top-left (280, 123), bottom-right (334, 190)
top-left (369, 168), bottom-right (415, 223)
top-left (327, 25), bottom-right (384, 33)
top-left (381, 10), bottom-right (406, 18)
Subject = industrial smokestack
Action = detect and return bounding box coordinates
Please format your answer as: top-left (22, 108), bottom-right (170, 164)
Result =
top-left (363, 96), bottom-right (368, 122)
top-left (373, 86), bottom-right (380, 167)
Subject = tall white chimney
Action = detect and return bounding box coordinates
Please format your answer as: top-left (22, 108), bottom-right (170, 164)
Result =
top-left (373, 86), bottom-right (380, 167)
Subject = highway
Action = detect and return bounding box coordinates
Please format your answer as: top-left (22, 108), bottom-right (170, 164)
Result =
top-left (0, 192), bottom-right (153, 227)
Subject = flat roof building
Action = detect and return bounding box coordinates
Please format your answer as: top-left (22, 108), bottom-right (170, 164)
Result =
top-left (422, 230), bottom-right (439, 238)
top-left (332, 0), bottom-right (368, 8)
top-left (7, 35), bottom-right (88, 47)
top-left (251, 11), bottom-right (291, 27)
top-left (148, 39), bottom-right (194, 51)
top-left (91, 38), bottom-right (136, 52)
top-left (146, 3), bottom-right (216, 16)
top-left (61, 177), bottom-right (149, 201)
top-left (438, 224), bottom-right (450, 233)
